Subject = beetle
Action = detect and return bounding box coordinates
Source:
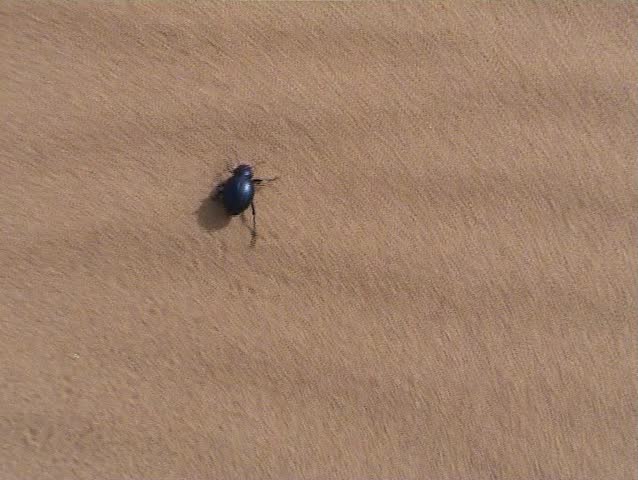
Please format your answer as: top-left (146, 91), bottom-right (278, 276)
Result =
top-left (212, 163), bottom-right (278, 240)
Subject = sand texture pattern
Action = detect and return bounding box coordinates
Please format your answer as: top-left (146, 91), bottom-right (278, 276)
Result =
top-left (1, 1), bottom-right (637, 479)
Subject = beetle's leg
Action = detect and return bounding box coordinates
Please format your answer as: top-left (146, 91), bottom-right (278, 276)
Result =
top-left (211, 183), bottom-right (224, 200)
top-left (250, 201), bottom-right (257, 238)
top-left (253, 176), bottom-right (279, 185)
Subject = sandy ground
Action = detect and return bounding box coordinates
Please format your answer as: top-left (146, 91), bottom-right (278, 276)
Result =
top-left (1, 1), bottom-right (636, 479)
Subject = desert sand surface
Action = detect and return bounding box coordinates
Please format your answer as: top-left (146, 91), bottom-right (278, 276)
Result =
top-left (1, 1), bottom-right (636, 479)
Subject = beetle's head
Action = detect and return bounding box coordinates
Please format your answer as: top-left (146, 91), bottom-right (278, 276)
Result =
top-left (233, 164), bottom-right (253, 178)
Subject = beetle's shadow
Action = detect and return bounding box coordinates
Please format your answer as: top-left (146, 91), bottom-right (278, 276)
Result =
top-left (196, 188), bottom-right (231, 232)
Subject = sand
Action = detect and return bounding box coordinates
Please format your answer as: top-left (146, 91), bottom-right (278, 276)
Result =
top-left (1, 1), bottom-right (636, 479)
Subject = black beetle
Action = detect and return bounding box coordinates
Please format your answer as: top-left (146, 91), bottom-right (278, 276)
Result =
top-left (212, 163), bottom-right (278, 240)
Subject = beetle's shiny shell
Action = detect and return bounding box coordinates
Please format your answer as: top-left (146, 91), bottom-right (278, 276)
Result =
top-left (222, 174), bottom-right (255, 215)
